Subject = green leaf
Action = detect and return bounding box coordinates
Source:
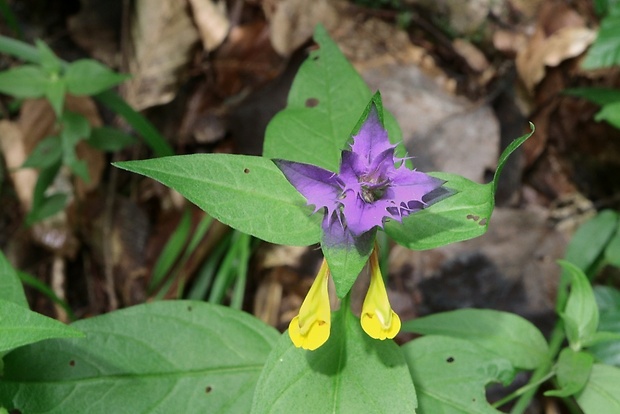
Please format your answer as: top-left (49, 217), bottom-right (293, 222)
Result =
top-left (22, 135), bottom-right (62, 169)
top-left (545, 348), bottom-right (593, 397)
top-left (0, 301), bottom-right (278, 413)
top-left (65, 59), bottom-right (129, 96)
top-left (26, 193), bottom-right (68, 225)
top-left (0, 251), bottom-right (28, 308)
top-left (114, 155), bottom-right (321, 246)
top-left (605, 221), bottom-right (620, 267)
top-left (385, 125), bottom-right (534, 250)
top-left (576, 364), bottom-right (620, 414)
top-left (44, 77), bottom-right (66, 117)
top-left (251, 307), bottom-right (417, 414)
top-left (0, 299), bottom-right (83, 353)
top-left (595, 101), bottom-right (620, 129)
top-left (88, 126), bottom-right (136, 151)
top-left (582, 3), bottom-right (620, 69)
top-left (559, 261), bottom-right (600, 350)
top-left (322, 228), bottom-right (375, 298)
top-left (60, 111), bottom-right (91, 181)
top-left (564, 87), bottom-right (620, 106)
top-left (263, 26), bottom-right (404, 171)
top-left (150, 208), bottom-right (192, 291)
top-left (402, 309), bottom-right (548, 370)
top-left (0, 65), bottom-right (48, 98)
top-left (403, 335), bottom-right (513, 414)
top-left (565, 210), bottom-right (618, 273)
top-left (35, 40), bottom-right (61, 74)
top-left (590, 286), bottom-right (620, 366)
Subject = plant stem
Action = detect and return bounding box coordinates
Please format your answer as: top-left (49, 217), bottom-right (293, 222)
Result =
top-left (492, 370), bottom-right (556, 409)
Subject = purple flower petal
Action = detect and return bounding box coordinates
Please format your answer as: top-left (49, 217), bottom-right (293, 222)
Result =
top-left (349, 105), bottom-right (395, 165)
top-left (274, 160), bottom-right (342, 215)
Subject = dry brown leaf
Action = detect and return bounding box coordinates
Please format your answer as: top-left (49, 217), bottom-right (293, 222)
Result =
top-left (452, 38), bottom-right (489, 73)
top-left (0, 120), bottom-right (37, 210)
top-left (188, 0), bottom-right (230, 51)
top-left (265, 0), bottom-right (339, 56)
top-left (124, 0), bottom-right (199, 110)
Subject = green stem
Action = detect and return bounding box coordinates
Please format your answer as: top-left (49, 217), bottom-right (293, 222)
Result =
top-left (492, 370), bottom-right (556, 409)
top-left (508, 320), bottom-right (566, 413)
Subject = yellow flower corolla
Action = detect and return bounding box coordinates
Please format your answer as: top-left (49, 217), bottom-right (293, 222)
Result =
top-left (361, 247), bottom-right (401, 340)
top-left (288, 259), bottom-right (331, 350)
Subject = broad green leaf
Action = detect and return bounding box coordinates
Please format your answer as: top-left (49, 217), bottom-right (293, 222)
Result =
top-left (0, 299), bottom-right (83, 353)
top-left (263, 26), bottom-right (404, 171)
top-left (582, 3), bottom-right (620, 69)
top-left (0, 251), bottom-right (28, 308)
top-left (321, 228), bottom-right (375, 298)
top-left (545, 348), bottom-right (593, 397)
top-left (595, 101), bottom-right (620, 129)
top-left (0, 65), bottom-right (48, 98)
top-left (88, 126), bottom-right (136, 151)
top-left (559, 261), bottom-right (599, 350)
top-left (385, 173), bottom-right (493, 249)
top-left (403, 335), bottom-right (513, 414)
top-left (576, 364), bottom-right (620, 414)
top-left (562, 209), bottom-right (617, 277)
top-left (564, 87), bottom-right (620, 106)
top-left (402, 309), bottom-right (548, 370)
top-left (385, 125), bottom-right (534, 250)
top-left (22, 135), bottom-right (62, 169)
top-left (65, 59), bottom-right (129, 96)
top-left (114, 155), bottom-right (321, 246)
top-left (590, 286), bottom-right (620, 366)
top-left (251, 307), bottom-right (417, 414)
top-left (0, 301), bottom-right (279, 413)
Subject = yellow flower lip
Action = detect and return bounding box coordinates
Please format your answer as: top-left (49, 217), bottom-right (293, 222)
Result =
top-left (288, 259), bottom-right (331, 350)
top-left (361, 247), bottom-right (401, 340)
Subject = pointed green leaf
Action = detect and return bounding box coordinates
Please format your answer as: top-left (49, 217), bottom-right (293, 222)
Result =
top-left (403, 335), bottom-right (513, 414)
top-left (0, 299), bottom-right (83, 353)
top-left (65, 59), bottom-right (129, 96)
top-left (115, 155), bottom-right (321, 246)
top-left (564, 87), bottom-right (620, 106)
top-left (582, 3), bottom-right (620, 69)
top-left (0, 252), bottom-right (27, 308)
top-left (88, 126), bottom-right (136, 151)
top-left (263, 25), bottom-right (403, 171)
top-left (385, 125), bottom-right (534, 250)
top-left (402, 309), bottom-right (548, 370)
top-left (21, 135), bottom-right (62, 169)
top-left (0, 302), bottom-right (278, 413)
top-left (576, 364), bottom-right (620, 414)
top-left (0, 65), bottom-right (48, 98)
top-left (559, 261), bottom-right (600, 350)
top-left (589, 286), bottom-right (620, 366)
top-left (44, 76), bottom-right (65, 117)
top-left (35, 39), bottom-right (61, 74)
top-left (545, 348), bottom-right (593, 397)
top-left (251, 307), bottom-right (417, 413)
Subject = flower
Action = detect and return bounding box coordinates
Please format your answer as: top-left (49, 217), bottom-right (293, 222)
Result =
top-left (288, 258), bottom-right (331, 350)
top-left (274, 102), bottom-right (445, 248)
top-left (361, 246), bottom-right (400, 339)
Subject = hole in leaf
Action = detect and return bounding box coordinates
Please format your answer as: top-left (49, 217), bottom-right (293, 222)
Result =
top-left (69, 360), bottom-right (75, 366)
top-left (205, 386), bottom-right (213, 394)
top-left (187, 306), bottom-right (192, 311)
top-left (466, 214), bottom-right (480, 221)
top-left (244, 168), bottom-right (250, 174)
top-left (446, 356), bottom-right (455, 363)
top-left (479, 218), bottom-right (487, 226)
top-left (305, 98), bottom-right (319, 107)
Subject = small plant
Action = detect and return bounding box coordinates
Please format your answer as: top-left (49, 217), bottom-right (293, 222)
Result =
top-left (1, 25), bottom-right (619, 414)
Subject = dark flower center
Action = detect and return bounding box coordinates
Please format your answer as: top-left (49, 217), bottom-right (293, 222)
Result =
top-left (360, 184), bottom-right (387, 203)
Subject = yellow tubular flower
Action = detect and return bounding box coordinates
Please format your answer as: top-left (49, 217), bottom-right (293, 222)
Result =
top-left (288, 259), bottom-right (331, 350)
top-left (361, 247), bottom-right (401, 340)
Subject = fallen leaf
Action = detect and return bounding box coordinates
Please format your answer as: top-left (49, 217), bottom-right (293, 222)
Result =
top-left (0, 120), bottom-right (37, 210)
top-left (124, 0), bottom-right (199, 110)
top-left (188, 0), bottom-right (230, 51)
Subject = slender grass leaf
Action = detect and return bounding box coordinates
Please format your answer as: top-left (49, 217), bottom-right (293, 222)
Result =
top-left (0, 301), bottom-right (278, 413)
top-left (402, 309), bottom-right (548, 370)
top-left (564, 87), bottom-right (620, 106)
top-left (114, 154), bottom-right (321, 246)
top-left (0, 299), bottom-right (83, 353)
top-left (150, 208), bottom-right (192, 292)
top-left (403, 335), bottom-right (513, 414)
top-left (252, 307), bottom-right (417, 414)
